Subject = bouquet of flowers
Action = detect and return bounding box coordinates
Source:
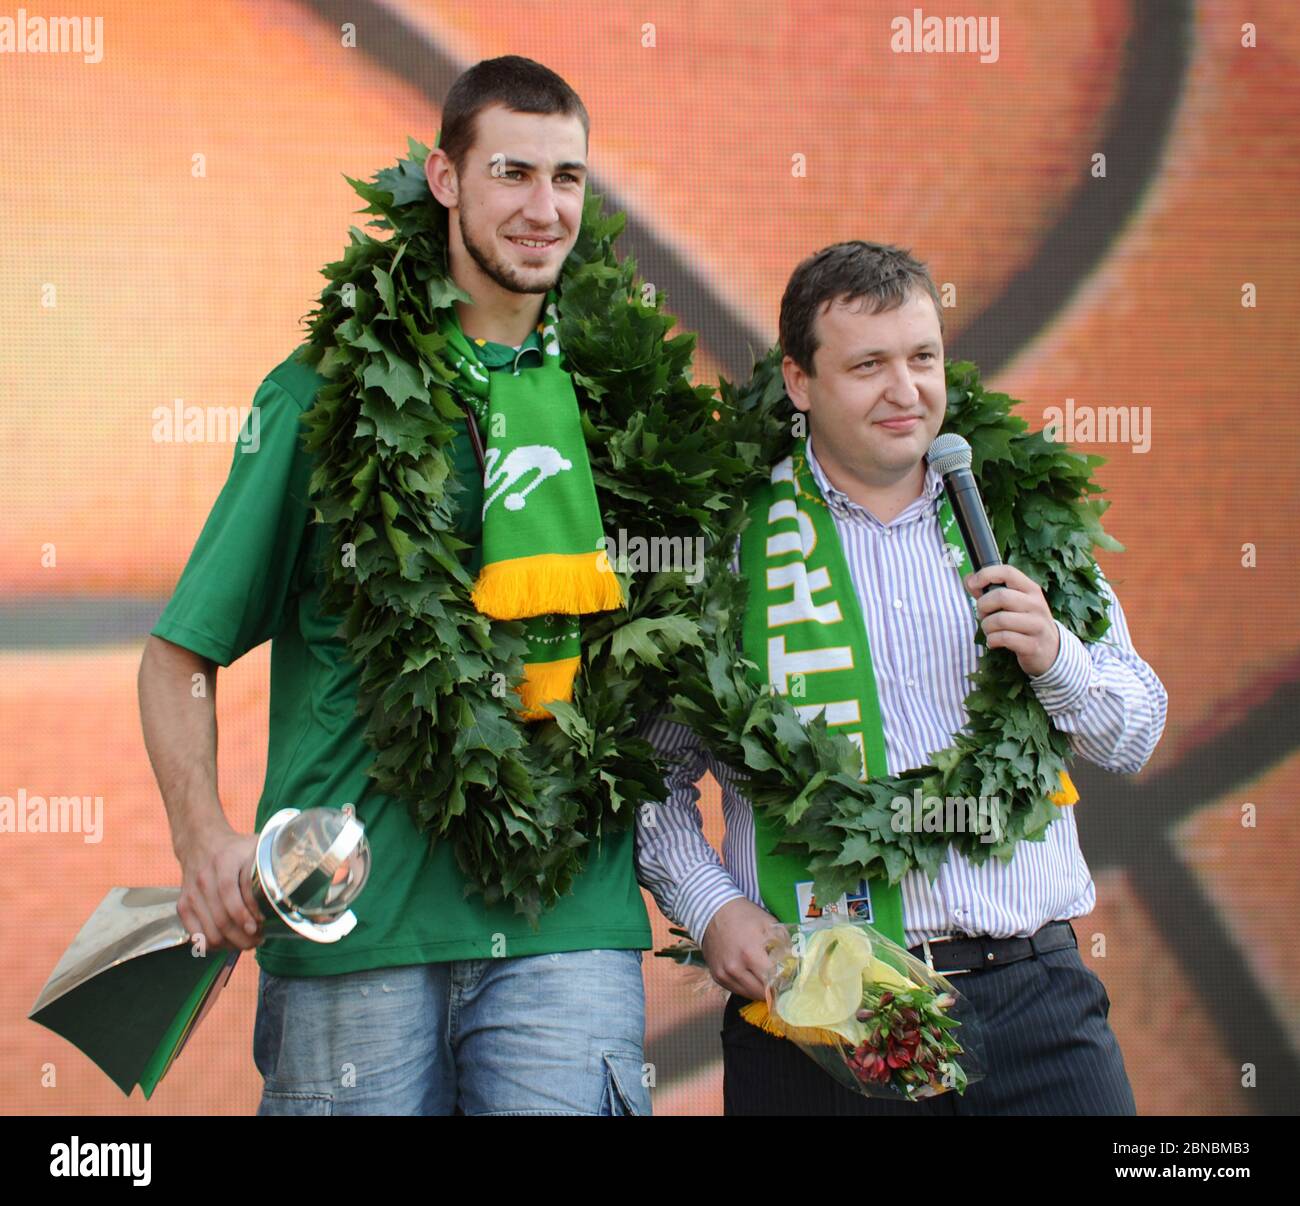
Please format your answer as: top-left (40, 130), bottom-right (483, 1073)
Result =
top-left (660, 919), bottom-right (982, 1101)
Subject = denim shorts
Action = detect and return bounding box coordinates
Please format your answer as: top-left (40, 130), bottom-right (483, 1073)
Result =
top-left (252, 948), bottom-right (649, 1116)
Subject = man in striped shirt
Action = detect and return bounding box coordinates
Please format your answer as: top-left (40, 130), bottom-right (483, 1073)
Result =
top-left (637, 242), bottom-right (1168, 1115)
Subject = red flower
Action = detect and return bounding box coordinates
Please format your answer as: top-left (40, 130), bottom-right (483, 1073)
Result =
top-left (886, 1041), bottom-right (914, 1069)
top-left (851, 1047), bottom-right (893, 1084)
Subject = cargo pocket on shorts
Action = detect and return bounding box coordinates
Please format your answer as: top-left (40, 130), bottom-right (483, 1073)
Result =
top-left (600, 1052), bottom-right (647, 1116)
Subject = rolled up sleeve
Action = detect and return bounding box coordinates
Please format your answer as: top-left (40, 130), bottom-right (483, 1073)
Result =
top-left (1029, 574), bottom-right (1168, 775)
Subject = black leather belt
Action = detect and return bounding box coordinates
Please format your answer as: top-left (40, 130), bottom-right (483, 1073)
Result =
top-left (908, 920), bottom-right (1077, 976)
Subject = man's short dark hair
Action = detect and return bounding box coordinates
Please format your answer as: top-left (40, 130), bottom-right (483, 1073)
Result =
top-left (779, 242), bottom-right (945, 376)
top-left (439, 56), bottom-right (590, 178)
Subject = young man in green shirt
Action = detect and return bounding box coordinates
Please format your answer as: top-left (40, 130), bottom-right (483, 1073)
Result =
top-left (139, 57), bottom-right (651, 1116)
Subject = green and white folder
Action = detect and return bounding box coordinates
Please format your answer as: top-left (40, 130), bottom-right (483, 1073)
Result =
top-left (30, 888), bottom-right (239, 1098)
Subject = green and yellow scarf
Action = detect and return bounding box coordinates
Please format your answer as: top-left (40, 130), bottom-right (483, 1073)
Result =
top-left (438, 294), bottom-right (622, 719)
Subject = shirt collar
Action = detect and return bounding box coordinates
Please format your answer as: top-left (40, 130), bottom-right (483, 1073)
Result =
top-left (804, 433), bottom-right (945, 523)
top-left (470, 324), bottom-right (545, 374)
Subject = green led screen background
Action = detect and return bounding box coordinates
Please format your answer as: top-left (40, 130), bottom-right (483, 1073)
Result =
top-left (2, 0), bottom-right (1298, 1115)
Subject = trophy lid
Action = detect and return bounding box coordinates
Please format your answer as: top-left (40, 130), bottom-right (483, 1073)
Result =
top-left (258, 806), bottom-right (370, 934)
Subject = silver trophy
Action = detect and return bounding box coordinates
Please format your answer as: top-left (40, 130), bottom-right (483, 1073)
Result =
top-left (253, 804), bottom-right (370, 942)
top-left (30, 805), bottom-right (370, 1096)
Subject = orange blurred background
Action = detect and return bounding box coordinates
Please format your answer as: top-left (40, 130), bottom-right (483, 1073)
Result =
top-left (2, 0), bottom-right (1297, 1115)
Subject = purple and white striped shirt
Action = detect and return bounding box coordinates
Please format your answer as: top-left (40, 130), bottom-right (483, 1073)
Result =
top-left (636, 437), bottom-right (1168, 948)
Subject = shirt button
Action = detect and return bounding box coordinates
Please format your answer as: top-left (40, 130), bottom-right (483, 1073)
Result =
top-left (883, 527), bottom-right (893, 537)
top-left (906, 678), bottom-right (915, 687)
top-left (893, 598), bottom-right (903, 609)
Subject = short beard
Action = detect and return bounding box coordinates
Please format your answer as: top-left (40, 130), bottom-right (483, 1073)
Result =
top-left (459, 208), bottom-right (560, 295)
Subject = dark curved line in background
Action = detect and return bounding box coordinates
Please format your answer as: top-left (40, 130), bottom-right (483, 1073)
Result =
top-left (294, 0), bottom-right (772, 378)
top-left (948, 0), bottom-right (1193, 373)
top-left (17, 0), bottom-right (1291, 1116)
top-left (1074, 654), bottom-right (1300, 1118)
top-left (0, 0), bottom-right (1200, 658)
top-left (296, 0), bottom-right (1190, 382)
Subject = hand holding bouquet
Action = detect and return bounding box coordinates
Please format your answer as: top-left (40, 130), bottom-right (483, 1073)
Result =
top-left (741, 921), bottom-right (980, 1100)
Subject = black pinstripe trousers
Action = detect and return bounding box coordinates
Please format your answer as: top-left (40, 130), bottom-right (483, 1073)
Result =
top-left (722, 945), bottom-right (1136, 1116)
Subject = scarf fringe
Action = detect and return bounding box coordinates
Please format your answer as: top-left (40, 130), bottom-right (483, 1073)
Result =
top-left (1048, 770), bottom-right (1079, 806)
top-left (739, 1000), bottom-right (846, 1047)
top-left (472, 551), bottom-right (624, 620)
top-left (516, 655), bottom-right (582, 722)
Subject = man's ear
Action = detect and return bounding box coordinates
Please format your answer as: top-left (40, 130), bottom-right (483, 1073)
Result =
top-left (424, 147), bottom-right (458, 209)
top-left (782, 354), bottom-right (812, 414)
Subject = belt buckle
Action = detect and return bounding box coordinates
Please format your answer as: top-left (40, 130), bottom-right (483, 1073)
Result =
top-left (920, 935), bottom-right (969, 977)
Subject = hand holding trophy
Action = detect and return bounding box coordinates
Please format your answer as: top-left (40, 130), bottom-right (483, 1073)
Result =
top-left (29, 806), bottom-right (370, 1098)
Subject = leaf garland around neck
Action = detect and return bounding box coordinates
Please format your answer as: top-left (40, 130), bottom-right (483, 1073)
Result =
top-left (671, 345), bottom-right (1124, 903)
top-left (294, 137), bottom-right (752, 921)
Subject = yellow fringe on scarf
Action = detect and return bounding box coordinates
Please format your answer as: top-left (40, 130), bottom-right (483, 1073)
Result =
top-left (1048, 770), bottom-right (1079, 806)
top-left (471, 551), bottom-right (624, 620)
top-left (516, 656), bottom-right (582, 722)
top-left (739, 1000), bottom-right (846, 1048)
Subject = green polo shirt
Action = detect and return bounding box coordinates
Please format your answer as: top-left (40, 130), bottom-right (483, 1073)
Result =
top-left (153, 324), bottom-right (650, 976)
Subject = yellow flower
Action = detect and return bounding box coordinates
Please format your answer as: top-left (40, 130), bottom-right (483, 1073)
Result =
top-left (867, 956), bottom-right (918, 994)
top-left (776, 926), bottom-right (874, 1029)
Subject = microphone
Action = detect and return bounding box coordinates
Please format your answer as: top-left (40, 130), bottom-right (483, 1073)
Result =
top-left (926, 433), bottom-right (1003, 594)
